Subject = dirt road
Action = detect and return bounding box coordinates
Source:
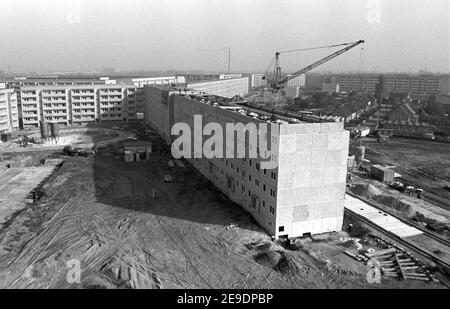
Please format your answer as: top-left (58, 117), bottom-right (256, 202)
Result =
top-left (353, 138), bottom-right (450, 210)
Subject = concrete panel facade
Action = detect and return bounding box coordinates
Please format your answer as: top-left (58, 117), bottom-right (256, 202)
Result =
top-left (275, 122), bottom-right (349, 237)
top-left (171, 94), bottom-right (279, 235)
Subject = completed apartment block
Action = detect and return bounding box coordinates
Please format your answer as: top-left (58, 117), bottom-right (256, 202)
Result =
top-left (144, 85), bottom-right (349, 238)
top-left (0, 88), bottom-right (19, 133)
top-left (20, 85), bottom-right (144, 128)
top-left (336, 74), bottom-right (443, 95)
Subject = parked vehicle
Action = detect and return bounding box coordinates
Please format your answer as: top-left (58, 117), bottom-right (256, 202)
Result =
top-left (63, 145), bottom-right (95, 157)
top-left (164, 175), bottom-right (173, 183)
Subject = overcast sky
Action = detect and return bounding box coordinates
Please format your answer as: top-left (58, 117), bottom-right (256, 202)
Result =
top-left (0, 0), bottom-right (448, 74)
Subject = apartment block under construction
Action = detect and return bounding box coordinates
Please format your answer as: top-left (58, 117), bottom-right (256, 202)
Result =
top-left (144, 84), bottom-right (349, 238)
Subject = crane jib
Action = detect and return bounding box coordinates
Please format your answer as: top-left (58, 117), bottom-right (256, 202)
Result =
top-left (272, 39), bottom-right (365, 91)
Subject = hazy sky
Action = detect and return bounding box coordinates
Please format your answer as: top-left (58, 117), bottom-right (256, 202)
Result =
top-left (0, 0), bottom-right (449, 74)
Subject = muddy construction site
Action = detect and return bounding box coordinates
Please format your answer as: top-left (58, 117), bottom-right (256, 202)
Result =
top-left (0, 128), bottom-right (444, 289)
top-left (356, 138), bottom-right (450, 211)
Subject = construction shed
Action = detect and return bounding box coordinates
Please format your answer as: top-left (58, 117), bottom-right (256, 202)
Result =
top-left (370, 165), bottom-right (395, 183)
top-left (123, 141), bottom-right (153, 162)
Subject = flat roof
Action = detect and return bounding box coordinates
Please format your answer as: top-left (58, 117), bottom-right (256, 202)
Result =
top-left (188, 77), bottom-right (248, 85)
top-left (20, 84), bottom-right (136, 90)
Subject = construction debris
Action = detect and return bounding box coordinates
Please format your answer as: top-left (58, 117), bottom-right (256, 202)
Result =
top-left (348, 234), bottom-right (438, 283)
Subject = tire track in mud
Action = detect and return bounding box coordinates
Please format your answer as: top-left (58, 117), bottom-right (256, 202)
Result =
top-left (2, 191), bottom-right (88, 288)
top-left (155, 215), bottom-right (214, 288)
top-left (124, 163), bottom-right (275, 288)
top-left (185, 225), bottom-right (272, 288)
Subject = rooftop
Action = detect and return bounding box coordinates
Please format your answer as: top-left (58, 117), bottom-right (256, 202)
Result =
top-left (20, 84), bottom-right (137, 90)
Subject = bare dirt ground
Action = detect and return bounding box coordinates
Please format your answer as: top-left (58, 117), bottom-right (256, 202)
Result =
top-left (0, 127), bottom-right (130, 153)
top-left (0, 166), bottom-right (57, 224)
top-left (0, 132), bottom-right (443, 289)
top-left (353, 138), bottom-right (450, 211)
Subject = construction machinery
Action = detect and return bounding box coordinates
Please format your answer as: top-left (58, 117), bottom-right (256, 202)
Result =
top-left (252, 40), bottom-right (365, 107)
top-left (63, 145), bottom-right (96, 157)
top-left (264, 40), bottom-right (365, 93)
top-left (17, 134), bottom-right (40, 147)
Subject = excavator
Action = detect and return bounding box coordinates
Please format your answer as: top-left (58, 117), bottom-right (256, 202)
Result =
top-left (252, 40), bottom-right (365, 107)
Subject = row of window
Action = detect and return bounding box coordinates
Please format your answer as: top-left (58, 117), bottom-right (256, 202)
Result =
top-left (233, 158), bottom-right (277, 180)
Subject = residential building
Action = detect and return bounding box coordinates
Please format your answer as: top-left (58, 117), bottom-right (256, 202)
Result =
top-left (0, 88), bottom-right (19, 133)
top-left (130, 76), bottom-right (186, 88)
top-left (20, 84), bottom-right (142, 128)
top-left (251, 73), bottom-right (267, 88)
top-left (144, 84), bottom-right (349, 238)
top-left (219, 73), bottom-right (242, 80)
top-left (187, 77), bottom-right (249, 98)
top-left (286, 74), bottom-right (306, 87)
top-left (3, 76), bottom-right (116, 89)
top-left (321, 77), bottom-right (339, 95)
top-left (335, 74), bottom-right (443, 96)
top-left (184, 74), bottom-right (221, 83)
top-left (331, 100), bottom-right (374, 124)
top-left (380, 121), bottom-right (435, 139)
top-left (3, 77), bottom-right (117, 128)
top-left (440, 76), bottom-right (450, 95)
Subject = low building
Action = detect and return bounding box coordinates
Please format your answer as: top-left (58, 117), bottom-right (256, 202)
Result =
top-left (389, 102), bottom-right (418, 122)
top-left (331, 100), bottom-right (373, 124)
top-left (381, 121), bottom-right (435, 139)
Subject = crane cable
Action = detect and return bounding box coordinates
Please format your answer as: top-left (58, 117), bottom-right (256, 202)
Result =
top-left (264, 41), bottom-right (356, 80)
top-left (276, 41), bottom-right (357, 55)
top-left (359, 43), bottom-right (365, 91)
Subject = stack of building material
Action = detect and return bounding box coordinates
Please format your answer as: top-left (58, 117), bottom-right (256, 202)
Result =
top-left (124, 151), bottom-right (134, 162)
top-left (365, 248), bottom-right (433, 281)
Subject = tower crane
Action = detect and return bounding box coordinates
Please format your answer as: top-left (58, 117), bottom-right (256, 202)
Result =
top-left (262, 40), bottom-right (364, 93)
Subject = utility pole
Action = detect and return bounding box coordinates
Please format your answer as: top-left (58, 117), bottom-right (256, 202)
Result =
top-left (228, 48), bottom-right (231, 73)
